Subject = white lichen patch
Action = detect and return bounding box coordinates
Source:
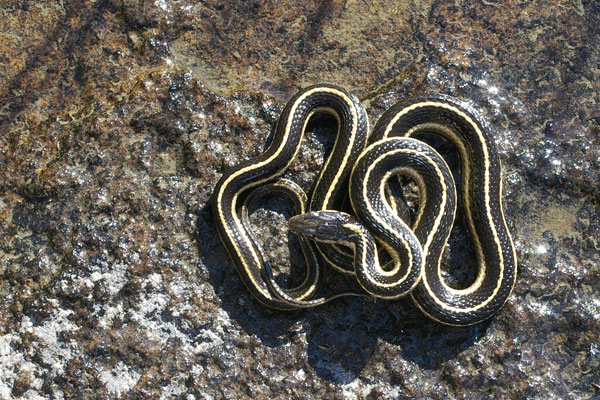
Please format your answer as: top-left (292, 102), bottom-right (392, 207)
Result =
top-left (94, 302), bottom-right (124, 329)
top-left (97, 362), bottom-right (141, 398)
top-left (341, 379), bottom-right (375, 400)
top-left (20, 299), bottom-right (80, 376)
top-left (128, 274), bottom-right (229, 356)
top-left (1, 299), bottom-right (79, 399)
top-left (0, 333), bottom-right (35, 399)
top-left (91, 261), bottom-right (129, 297)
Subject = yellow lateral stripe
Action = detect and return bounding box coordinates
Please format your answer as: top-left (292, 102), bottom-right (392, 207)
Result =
top-left (382, 101), bottom-right (507, 313)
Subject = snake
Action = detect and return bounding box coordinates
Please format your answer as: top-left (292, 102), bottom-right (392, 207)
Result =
top-left (367, 96), bottom-right (518, 325)
top-left (290, 137), bottom-right (447, 300)
top-left (213, 85), bottom-right (517, 325)
top-left (291, 95), bottom-right (518, 325)
top-left (211, 84), bottom-right (369, 309)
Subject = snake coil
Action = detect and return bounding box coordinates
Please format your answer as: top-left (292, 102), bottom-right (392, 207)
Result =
top-left (212, 85), bottom-right (517, 325)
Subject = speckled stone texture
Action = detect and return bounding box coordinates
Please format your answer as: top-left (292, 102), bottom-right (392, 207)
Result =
top-left (1, 1), bottom-right (599, 399)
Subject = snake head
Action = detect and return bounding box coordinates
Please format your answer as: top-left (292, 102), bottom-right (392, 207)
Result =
top-left (289, 211), bottom-right (362, 246)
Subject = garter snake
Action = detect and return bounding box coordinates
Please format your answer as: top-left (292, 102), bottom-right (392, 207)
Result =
top-left (211, 84), bottom-right (369, 309)
top-left (291, 137), bottom-right (450, 300)
top-left (290, 95), bottom-right (517, 325)
top-left (213, 85), bottom-right (517, 325)
top-left (365, 95), bottom-right (518, 325)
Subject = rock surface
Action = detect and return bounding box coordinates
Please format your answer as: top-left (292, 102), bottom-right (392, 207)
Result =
top-left (1, 1), bottom-right (599, 399)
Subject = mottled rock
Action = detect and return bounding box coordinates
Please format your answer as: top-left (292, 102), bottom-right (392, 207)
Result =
top-left (0, 1), bottom-right (598, 399)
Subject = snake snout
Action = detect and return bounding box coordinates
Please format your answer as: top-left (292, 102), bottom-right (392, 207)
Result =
top-left (289, 212), bottom-right (325, 237)
top-left (289, 211), bottom-right (355, 244)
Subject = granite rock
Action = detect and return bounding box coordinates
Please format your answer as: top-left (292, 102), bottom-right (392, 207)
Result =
top-left (1, 1), bottom-right (599, 399)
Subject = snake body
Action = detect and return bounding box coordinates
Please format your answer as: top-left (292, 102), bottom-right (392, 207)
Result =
top-left (211, 85), bottom-right (368, 309)
top-left (212, 86), bottom-right (517, 325)
top-left (365, 96), bottom-right (518, 325)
